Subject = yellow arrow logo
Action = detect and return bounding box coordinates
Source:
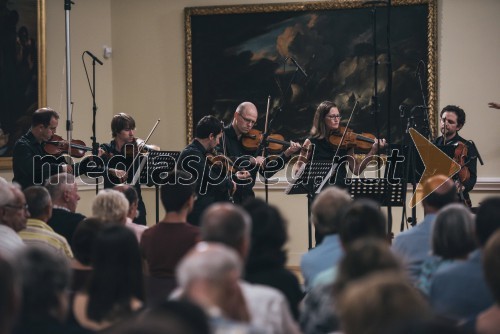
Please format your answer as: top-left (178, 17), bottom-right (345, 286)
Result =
top-left (409, 128), bottom-right (461, 208)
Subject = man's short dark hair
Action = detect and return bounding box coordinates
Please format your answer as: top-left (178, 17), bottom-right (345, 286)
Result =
top-left (24, 186), bottom-right (51, 218)
top-left (161, 170), bottom-right (196, 213)
top-left (111, 113), bottom-right (136, 137)
top-left (423, 183), bottom-right (457, 210)
top-left (440, 105), bottom-right (466, 127)
top-left (195, 115), bottom-right (222, 139)
top-left (475, 197), bottom-right (500, 247)
top-left (72, 218), bottom-right (104, 266)
top-left (32, 107), bottom-right (59, 127)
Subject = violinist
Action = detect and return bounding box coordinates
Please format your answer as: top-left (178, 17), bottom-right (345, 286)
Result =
top-left (434, 105), bottom-right (477, 207)
top-left (178, 115), bottom-right (250, 226)
top-left (100, 113), bottom-right (149, 225)
top-left (220, 101), bottom-right (301, 204)
top-left (295, 101), bottom-right (387, 187)
top-left (13, 108), bottom-right (73, 189)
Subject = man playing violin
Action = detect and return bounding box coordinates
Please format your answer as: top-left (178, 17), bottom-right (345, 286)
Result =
top-left (220, 101), bottom-right (301, 204)
top-left (178, 115), bottom-right (250, 226)
top-left (100, 113), bottom-right (148, 225)
top-left (433, 105), bottom-right (477, 207)
top-left (13, 108), bottom-right (74, 189)
top-left (295, 101), bottom-right (387, 186)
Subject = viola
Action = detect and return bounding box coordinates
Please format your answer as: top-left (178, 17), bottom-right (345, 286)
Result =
top-left (328, 126), bottom-right (377, 153)
top-left (453, 141), bottom-right (471, 184)
top-left (43, 134), bottom-right (92, 158)
top-left (206, 151), bottom-right (238, 174)
top-left (241, 129), bottom-right (293, 154)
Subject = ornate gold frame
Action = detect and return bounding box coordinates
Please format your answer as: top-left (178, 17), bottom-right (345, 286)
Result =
top-left (184, 0), bottom-right (437, 143)
top-left (0, 0), bottom-right (46, 170)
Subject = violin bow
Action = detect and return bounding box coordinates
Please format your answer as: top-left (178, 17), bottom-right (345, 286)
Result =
top-left (127, 119), bottom-right (161, 181)
top-left (333, 100), bottom-right (358, 158)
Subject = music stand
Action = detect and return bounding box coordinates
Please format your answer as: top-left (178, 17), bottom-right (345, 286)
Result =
top-left (135, 151), bottom-right (180, 223)
top-left (285, 160), bottom-right (341, 249)
top-left (346, 178), bottom-right (405, 206)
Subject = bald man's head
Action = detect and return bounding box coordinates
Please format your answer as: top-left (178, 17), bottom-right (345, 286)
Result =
top-left (422, 175), bottom-right (457, 212)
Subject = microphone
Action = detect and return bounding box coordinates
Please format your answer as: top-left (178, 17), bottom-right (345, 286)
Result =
top-left (289, 57), bottom-right (308, 78)
top-left (84, 51), bottom-right (103, 65)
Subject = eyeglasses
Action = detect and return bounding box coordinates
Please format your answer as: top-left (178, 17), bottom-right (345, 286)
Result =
top-left (4, 203), bottom-right (29, 212)
top-left (326, 114), bottom-right (342, 120)
top-left (237, 112), bottom-right (257, 126)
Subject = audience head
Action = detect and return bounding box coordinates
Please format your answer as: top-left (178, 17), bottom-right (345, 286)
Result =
top-left (333, 238), bottom-right (402, 295)
top-left (24, 186), bottom-right (52, 221)
top-left (200, 203), bottom-right (252, 259)
top-left (160, 170), bottom-right (196, 214)
top-left (338, 199), bottom-right (387, 248)
top-left (337, 272), bottom-right (430, 334)
top-left (431, 203), bottom-right (477, 259)
top-left (422, 175), bottom-right (457, 213)
top-left (45, 173), bottom-right (80, 212)
top-left (91, 189), bottom-right (129, 225)
top-left (114, 185), bottom-right (139, 220)
top-left (16, 246), bottom-right (71, 322)
top-left (483, 230), bottom-right (500, 305)
top-left (311, 186), bottom-right (352, 236)
top-left (475, 196), bottom-right (500, 247)
top-left (71, 218), bottom-right (104, 267)
top-left (0, 179), bottom-right (29, 232)
top-left (87, 225), bottom-right (144, 322)
top-left (0, 255), bottom-right (20, 334)
top-left (242, 198), bottom-right (288, 269)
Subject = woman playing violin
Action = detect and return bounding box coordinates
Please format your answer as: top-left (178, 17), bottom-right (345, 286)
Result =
top-left (100, 113), bottom-right (152, 226)
top-left (295, 101), bottom-right (387, 187)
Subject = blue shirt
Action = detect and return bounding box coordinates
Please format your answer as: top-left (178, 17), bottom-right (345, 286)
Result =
top-left (300, 234), bottom-right (343, 291)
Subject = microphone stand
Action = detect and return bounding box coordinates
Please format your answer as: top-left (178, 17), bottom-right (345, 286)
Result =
top-left (64, 0), bottom-right (74, 164)
top-left (416, 60), bottom-right (431, 140)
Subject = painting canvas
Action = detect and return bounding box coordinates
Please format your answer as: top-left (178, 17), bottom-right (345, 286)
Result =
top-left (0, 0), bottom-right (45, 169)
top-left (185, 0), bottom-right (437, 147)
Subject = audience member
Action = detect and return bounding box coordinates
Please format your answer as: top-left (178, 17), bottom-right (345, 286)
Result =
top-left (91, 188), bottom-right (130, 227)
top-left (473, 230), bottom-right (500, 334)
top-left (416, 203), bottom-right (477, 294)
top-left (0, 178), bottom-right (26, 259)
top-left (72, 225), bottom-right (144, 331)
top-left (337, 272), bottom-right (430, 334)
top-left (13, 246), bottom-right (87, 334)
top-left (392, 174), bottom-right (457, 282)
top-left (243, 198), bottom-right (303, 320)
top-left (429, 196), bottom-right (500, 320)
top-left (20, 186), bottom-right (73, 258)
top-left (200, 203), bottom-right (301, 334)
top-left (70, 218), bottom-right (104, 292)
top-left (300, 186), bottom-right (351, 290)
top-left (114, 185), bottom-right (147, 241)
top-left (312, 198), bottom-right (388, 287)
top-left (0, 255), bottom-right (20, 334)
top-left (45, 173), bottom-right (86, 246)
top-left (177, 242), bottom-right (257, 333)
top-left (300, 238), bottom-right (401, 334)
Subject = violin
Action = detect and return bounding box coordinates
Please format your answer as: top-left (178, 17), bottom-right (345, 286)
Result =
top-left (206, 150), bottom-right (238, 174)
top-left (328, 126), bottom-right (377, 153)
top-left (43, 134), bottom-right (93, 158)
top-left (241, 129), bottom-right (293, 154)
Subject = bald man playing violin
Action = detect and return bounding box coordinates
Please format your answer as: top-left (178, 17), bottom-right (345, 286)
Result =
top-left (219, 101), bottom-right (302, 204)
top-left (12, 108), bottom-right (124, 189)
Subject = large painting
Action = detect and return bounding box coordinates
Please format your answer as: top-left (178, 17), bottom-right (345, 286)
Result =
top-left (185, 0), bottom-right (437, 147)
top-left (0, 0), bottom-right (46, 169)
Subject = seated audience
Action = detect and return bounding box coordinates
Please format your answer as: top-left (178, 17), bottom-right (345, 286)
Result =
top-left (199, 203), bottom-right (301, 334)
top-left (45, 173), bottom-right (86, 247)
top-left (392, 175), bottom-right (457, 282)
top-left (114, 185), bottom-right (147, 241)
top-left (0, 178), bottom-right (26, 260)
top-left (300, 187), bottom-right (351, 291)
top-left (72, 225), bottom-right (144, 331)
top-left (429, 196), bottom-right (500, 320)
top-left (20, 186), bottom-right (73, 258)
top-left (337, 272), bottom-right (430, 334)
top-left (13, 246), bottom-right (88, 334)
top-left (416, 203), bottom-right (477, 295)
top-left (0, 255), bottom-right (19, 334)
top-left (243, 198), bottom-right (303, 320)
top-left (177, 242), bottom-right (258, 333)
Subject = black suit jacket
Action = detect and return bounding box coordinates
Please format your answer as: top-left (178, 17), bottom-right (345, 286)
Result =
top-left (47, 208), bottom-right (86, 247)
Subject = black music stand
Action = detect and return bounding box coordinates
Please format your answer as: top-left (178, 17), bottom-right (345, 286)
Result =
top-left (135, 151), bottom-right (180, 223)
top-left (346, 178), bottom-right (405, 206)
top-left (285, 160), bottom-right (340, 249)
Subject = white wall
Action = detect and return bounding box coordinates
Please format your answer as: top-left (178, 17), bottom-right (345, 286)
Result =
top-left (2, 0), bottom-right (499, 266)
